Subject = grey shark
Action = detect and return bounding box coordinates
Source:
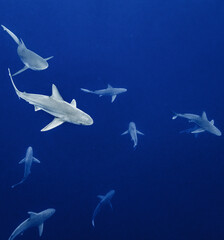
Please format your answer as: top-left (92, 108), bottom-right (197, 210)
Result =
top-left (12, 146), bottom-right (40, 188)
top-left (2, 25), bottom-right (53, 76)
top-left (121, 122), bottom-right (144, 148)
top-left (8, 68), bottom-right (93, 131)
top-left (92, 190), bottom-right (115, 227)
top-left (172, 111), bottom-right (222, 136)
top-left (81, 84), bottom-right (127, 103)
top-left (8, 208), bottom-right (55, 240)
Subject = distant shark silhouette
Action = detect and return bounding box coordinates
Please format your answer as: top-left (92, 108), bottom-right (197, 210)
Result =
top-left (172, 111), bottom-right (222, 136)
top-left (121, 122), bottom-right (144, 148)
top-left (81, 84), bottom-right (127, 103)
top-left (92, 190), bottom-right (115, 227)
top-left (8, 208), bottom-right (55, 240)
top-left (8, 69), bottom-right (93, 131)
top-left (2, 25), bottom-right (53, 76)
top-left (11, 146), bottom-right (40, 188)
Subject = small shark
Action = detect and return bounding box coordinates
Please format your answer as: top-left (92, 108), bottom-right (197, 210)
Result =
top-left (2, 25), bottom-right (53, 76)
top-left (11, 146), bottom-right (40, 188)
top-left (8, 208), bottom-right (55, 240)
top-left (121, 122), bottom-right (144, 148)
top-left (172, 111), bottom-right (222, 136)
top-left (8, 68), bottom-right (93, 131)
top-left (92, 190), bottom-right (115, 227)
top-left (81, 84), bottom-right (127, 103)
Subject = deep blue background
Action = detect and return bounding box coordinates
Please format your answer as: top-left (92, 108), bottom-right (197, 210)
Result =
top-left (1, 0), bottom-right (224, 239)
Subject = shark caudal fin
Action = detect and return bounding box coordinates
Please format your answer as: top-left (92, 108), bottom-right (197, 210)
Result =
top-left (1, 25), bottom-right (21, 45)
top-left (8, 68), bottom-right (21, 98)
top-left (80, 88), bottom-right (94, 94)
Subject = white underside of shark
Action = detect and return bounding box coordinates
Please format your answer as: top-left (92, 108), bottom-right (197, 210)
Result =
top-left (172, 111), bottom-right (222, 136)
top-left (8, 69), bottom-right (93, 131)
top-left (121, 122), bottom-right (144, 148)
top-left (81, 84), bottom-right (127, 103)
top-left (2, 25), bottom-right (53, 76)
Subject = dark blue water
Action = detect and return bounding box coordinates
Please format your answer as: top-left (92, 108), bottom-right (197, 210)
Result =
top-left (1, 0), bottom-right (224, 239)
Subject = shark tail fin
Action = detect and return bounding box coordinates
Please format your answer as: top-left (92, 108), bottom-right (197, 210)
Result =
top-left (8, 68), bottom-right (21, 98)
top-left (1, 25), bottom-right (21, 45)
top-left (11, 178), bottom-right (25, 188)
top-left (80, 88), bottom-right (94, 94)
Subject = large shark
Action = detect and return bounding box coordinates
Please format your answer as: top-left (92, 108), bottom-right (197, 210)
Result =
top-left (12, 146), bottom-right (40, 188)
top-left (2, 25), bottom-right (53, 76)
top-left (92, 190), bottom-right (115, 227)
top-left (81, 84), bottom-right (127, 103)
top-left (121, 122), bottom-right (144, 148)
top-left (8, 69), bottom-right (93, 131)
top-left (8, 208), bottom-right (55, 240)
top-left (172, 111), bottom-right (222, 136)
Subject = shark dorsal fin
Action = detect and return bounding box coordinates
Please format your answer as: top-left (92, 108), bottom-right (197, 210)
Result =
top-left (107, 84), bottom-right (112, 88)
top-left (210, 120), bottom-right (214, 125)
top-left (51, 85), bottom-right (63, 101)
top-left (28, 212), bottom-right (37, 218)
top-left (70, 99), bottom-right (77, 108)
top-left (97, 195), bottom-right (104, 200)
top-left (202, 111), bottom-right (208, 120)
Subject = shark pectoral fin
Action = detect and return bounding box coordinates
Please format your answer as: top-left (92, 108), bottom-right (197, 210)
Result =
top-left (108, 200), bottom-right (113, 210)
top-left (97, 195), bottom-right (104, 200)
top-left (121, 130), bottom-right (128, 135)
top-left (111, 95), bottom-right (117, 103)
top-left (34, 106), bottom-right (42, 112)
top-left (191, 128), bottom-right (205, 134)
top-left (92, 219), bottom-right (95, 227)
top-left (19, 158), bottom-right (25, 164)
top-left (137, 130), bottom-right (144, 135)
top-left (70, 99), bottom-right (77, 108)
top-left (41, 118), bottom-right (64, 132)
top-left (38, 223), bottom-right (44, 237)
top-left (12, 66), bottom-right (29, 76)
top-left (33, 157), bottom-right (40, 163)
top-left (45, 56), bottom-right (54, 61)
top-left (51, 84), bottom-right (63, 101)
top-left (99, 95), bottom-right (103, 97)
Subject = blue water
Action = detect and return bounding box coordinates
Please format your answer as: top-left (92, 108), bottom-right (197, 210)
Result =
top-left (1, 0), bottom-right (224, 239)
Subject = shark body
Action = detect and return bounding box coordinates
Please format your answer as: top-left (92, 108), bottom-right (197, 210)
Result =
top-left (81, 84), bottom-right (127, 103)
top-left (92, 190), bottom-right (115, 227)
top-left (8, 69), bottom-right (93, 131)
top-left (12, 146), bottom-right (40, 188)
top-left (8, 209), bottom-right (55, 240)
top-left (172, 112), bottom-right (222, 136)
top-left (121, 122), bottom-right (144, 148)
top-left (2, 25), bottom-right (53, 76)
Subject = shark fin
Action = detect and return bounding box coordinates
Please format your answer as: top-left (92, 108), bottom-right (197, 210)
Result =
top-left (45, 56), bottom-right (54, 61)
top-left (108, 200), bottom-right (113, 210)
top-left (92, 219), bottom-right (95, 227)
top-left (70, 99), bottom-right (77, 108)
top-left (80, 88), bottom-right (94, 94)
top-left (28, 212), bottom-right (37, 218)
top-left (202, 111), bottom-right (208, 120)
top-left (97, 195), bottom-right (104, 200)
top-left (111, 95), bottom-right (117, 103)
top-left (1, 25), bottom-right (21, 45)
top-left (12, 66), bottom-right (29, 76)
top-left (210, 120), bottom-right (214, 125)
top-left (107, 84), bottom-right (112, 88)
top-left (41, 118), bottom-right (64, 132)
top-left (121, 130), bottom-right (128, 135)
top-left (191, 128), bottom-right (205, 134)
top-left (34, 106), bottom-right (42, 112)
top-left (137, 130), bottom-right (144, 135)
top-left (19, 158), bottom-right (25, 164)
top-left (33, 157), bottom-right (40, 163)
top-left (51, 84), bottom-right (63, 101)
top-left (38, 223), bottom-right (44, 237)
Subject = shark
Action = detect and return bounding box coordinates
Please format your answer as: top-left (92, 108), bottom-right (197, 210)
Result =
top-left (121, 122), bottom-right (144, 148)
top-left (81, 84), bottom-right (127, 103)
top-left (2, 25), bottom-right (53, 76)
top-left (11, 146), bottom-right (40, 188)
top-left (8, 208), bottom-right (55, 240)
top-left (92, 190), bottom-right (115, 227)
top-left (8, 68), bottom-right (93, 131)
top-left (172, 111), bottom-right (222, 136)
